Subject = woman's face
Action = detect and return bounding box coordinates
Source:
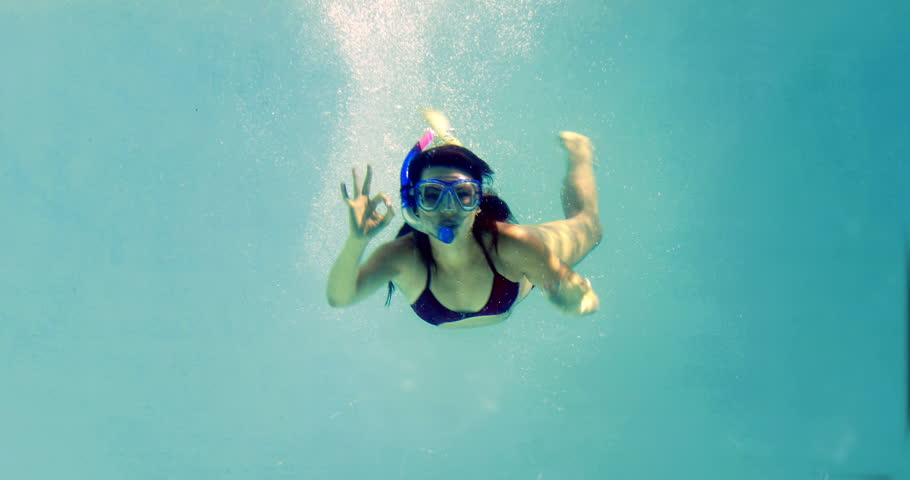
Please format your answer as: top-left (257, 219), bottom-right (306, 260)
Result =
top-left (418, 166), bottom-right (478, 235)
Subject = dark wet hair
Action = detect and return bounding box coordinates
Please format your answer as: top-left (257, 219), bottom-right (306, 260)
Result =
top-left (386, 144), bottom-right (515, 306)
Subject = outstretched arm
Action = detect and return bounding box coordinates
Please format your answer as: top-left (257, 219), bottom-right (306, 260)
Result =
top-left (498, 225), bottom-right (599, 315)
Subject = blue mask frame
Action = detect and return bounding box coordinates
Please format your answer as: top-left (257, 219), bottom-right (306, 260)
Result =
top-left (412, 178), bottom-right (483, 212)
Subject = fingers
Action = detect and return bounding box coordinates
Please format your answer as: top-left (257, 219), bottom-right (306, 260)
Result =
top-left (351, 168), bottom-right (361, 198)
top-left (348, 165), bottom-right (375, 198)
top-left (376, 200), bottom-right (396, 230)
top-left (362, 194), bottom-right (395, 234)
top-left (362, 164), bottom-right (372, 198)
top-left (580, 291), bottom-right (599, 314)
top-left (378, 193), bottom-right (393, 216)
top-left (342, 167), bottom-right (392, 231)
top-left (376, 193), bottom-right (395, 230)
top-left (366, 193), bottom-right (391, 216)
top-left (580, 279), bottom-right (598, 314)
top-left (377, 209), bottom-right (395, 231)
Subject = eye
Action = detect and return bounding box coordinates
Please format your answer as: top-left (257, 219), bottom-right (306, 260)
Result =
top-left (421, 185), bottom-right (443, 203)
top-left (454, 184), bottom-right (478, 204)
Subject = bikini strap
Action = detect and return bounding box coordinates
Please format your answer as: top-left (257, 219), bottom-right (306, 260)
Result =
top-left (478, 243), bottom-right (500, 275)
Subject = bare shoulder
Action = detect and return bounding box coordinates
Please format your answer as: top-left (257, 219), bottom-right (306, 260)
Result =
top-left (492, 223), bottom-right (549, 258)
top-left (482, 223), bottom-right (551, 279)
top-left (372, 232), bottom-right (420, 267)
top-left (371, 232), bottom-right (425, 297)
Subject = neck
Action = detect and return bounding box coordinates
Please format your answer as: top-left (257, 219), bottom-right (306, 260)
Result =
top-left (429, 229), bottom-right (484, 270)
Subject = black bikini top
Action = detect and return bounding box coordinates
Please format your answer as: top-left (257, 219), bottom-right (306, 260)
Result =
top-left (410, 245), bottom-right (519, 326)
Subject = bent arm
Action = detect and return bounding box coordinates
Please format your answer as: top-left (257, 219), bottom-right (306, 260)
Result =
top-left (499, 226), bottom-right (599, 315)
top-left (326, 236), bottom-right (400, 307)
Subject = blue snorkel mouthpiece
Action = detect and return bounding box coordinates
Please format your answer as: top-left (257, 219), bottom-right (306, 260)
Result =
top-left (399, 129), bottom-right (457, 244)
top-left (436, 226), bottom-right (454, 243)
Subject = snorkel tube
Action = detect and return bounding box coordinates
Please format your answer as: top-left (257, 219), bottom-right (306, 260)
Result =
top-left (399, 129), bottom-right (456, 244)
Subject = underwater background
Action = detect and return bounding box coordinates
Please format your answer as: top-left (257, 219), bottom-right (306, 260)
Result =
top-left (1, 0), bottom-right (908, 478)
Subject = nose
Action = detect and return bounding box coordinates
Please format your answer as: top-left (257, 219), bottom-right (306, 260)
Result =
top-left (438, 190), bottom-right (458, 212)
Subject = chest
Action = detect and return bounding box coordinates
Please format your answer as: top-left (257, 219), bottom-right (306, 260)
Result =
top-left (399, 252), bottom-right (515, 310)
top-left (427, 263), bottom-right (497, 312)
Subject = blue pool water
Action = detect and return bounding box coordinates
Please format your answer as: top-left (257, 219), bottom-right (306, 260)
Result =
top-left (1, 1), bottom-right (908, 478)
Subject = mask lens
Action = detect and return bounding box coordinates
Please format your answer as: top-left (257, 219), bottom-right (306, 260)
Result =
top-left (418, 183), bottom-right (445, 210)
top-left (454, 183), bottom-right (480, 209)
top-left (415, 180), bottom-right (481, 211)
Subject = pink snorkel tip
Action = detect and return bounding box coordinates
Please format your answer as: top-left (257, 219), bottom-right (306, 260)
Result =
top-left (418, 129), bottom-right (434, 150)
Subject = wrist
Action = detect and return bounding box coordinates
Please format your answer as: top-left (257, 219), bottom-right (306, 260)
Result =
top-left (345, 234), bottom-right (370, 249)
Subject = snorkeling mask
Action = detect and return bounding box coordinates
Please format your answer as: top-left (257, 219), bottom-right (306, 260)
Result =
top-left (412, 179), bottom-right (482, 212)
top-left (399, 129), bottom-right (482, 243)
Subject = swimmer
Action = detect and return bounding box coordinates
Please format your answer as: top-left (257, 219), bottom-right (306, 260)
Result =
top-left (326, 109), bottom-right (603, 328)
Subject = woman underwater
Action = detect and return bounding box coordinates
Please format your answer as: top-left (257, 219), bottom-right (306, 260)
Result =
top-left (327, 110), bottom-right (603, 328)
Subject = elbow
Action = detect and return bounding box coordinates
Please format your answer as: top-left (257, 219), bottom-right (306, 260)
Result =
top-left (590, 222), bottom-right (603, 248)
top-left (326, 291), bottom-right (352, 308)
top-left (327, 298), bottom-right (349, 308)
